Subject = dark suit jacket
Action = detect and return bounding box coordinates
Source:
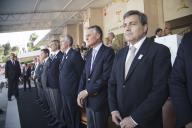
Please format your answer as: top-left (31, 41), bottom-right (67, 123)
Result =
top-left (23, 67), bottom-right (31, 78)
top-left (59, 48), bottom-right (84, 96)
top-left (34, 63), bottom-right (43, 82)
top-left (108, 38), bottom-right (171, 127)
top-left (41, 58), bottom-right (51, 88)
top-left (170, 32), bottom-right (192, 128)
top-left (5, 60), bottom-right (21, 80)
top-left (79, 44), bottom-right (115, 112)
top-left (150, 35), bottom-right (156, 42)
top-left (47, 51), bottom-right (63, 89)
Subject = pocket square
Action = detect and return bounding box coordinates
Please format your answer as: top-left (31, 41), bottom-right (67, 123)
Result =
top-left (138, 54), bottom-right (143, 59)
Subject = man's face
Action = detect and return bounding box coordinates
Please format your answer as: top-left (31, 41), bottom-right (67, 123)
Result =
top-left (86, 29), bottom-right (100, 47)
top-left (123, 15), bottom-right (147, 44)
top-left (164, 28), bottom-right (171, 35)
top-left (40, 51), bottom-right (48, 60)
top-left (157, 30), bottom-right (163, 37)
top-left (60, 38), bottom-right (68, 52)
top-left (108, 34), bottom-right (113, 42)
top-left (50, 42), bottom-right (58, 52)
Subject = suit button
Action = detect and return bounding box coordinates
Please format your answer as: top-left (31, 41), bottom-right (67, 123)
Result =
top-left (123, 85), bottom-right (126, 88)
top-left (88, 78), bottom-right (90, 81)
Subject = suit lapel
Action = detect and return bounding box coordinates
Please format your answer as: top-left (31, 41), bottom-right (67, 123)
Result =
top-left (121, 47), bottom-right (129, 81)
top-left (90, 44), bottom-right (105, 76)
top-left (59, 49), bottom-right (72, 70)
top-left (125, 38), bottom-right (151, 81)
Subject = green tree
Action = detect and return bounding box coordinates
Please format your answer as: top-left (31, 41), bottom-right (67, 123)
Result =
top-left (11, 46), bottom-right (19, 52)
top-left (0, 46), bottom-right (4, 55)
top-left (2, 42), bottom-right (11, 55)
top-left (27, 33), bottom-right (39, 51)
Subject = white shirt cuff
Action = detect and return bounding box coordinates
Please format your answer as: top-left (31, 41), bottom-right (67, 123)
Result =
top-left (130, 116), bottom-right (138, 126)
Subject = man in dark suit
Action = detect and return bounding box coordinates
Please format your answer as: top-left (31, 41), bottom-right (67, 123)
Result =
top-left (5, 53), bottom-right (21, 101)
top-left (33, 56), bottom-right (44, 103)
top-left (23, 63), bottom-right (31, 91)
top-left (40, 48), bottom-right (54, 124)
top-left (108, 10), bottom-right (172, 128)
top-left (77, 25), bottom-right (115, 128)
top-left (169, 31), bottom-right (192, 128)
top-left (47, 40), bottom-right (64, 127)
top-left (59, 35), bottom-right (84, 128)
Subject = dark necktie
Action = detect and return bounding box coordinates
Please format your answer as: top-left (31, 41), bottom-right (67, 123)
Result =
top-left (12, 60), bottom-right (15, 65)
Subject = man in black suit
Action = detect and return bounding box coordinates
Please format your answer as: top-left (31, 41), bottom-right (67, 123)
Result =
top-left (47, 40), bottom-right (63, 127)
top-left (77, 25), bottom-right (115, 128)
top-left (5, 53), bottom-right (21, 101)
top-left (169, 32), bottom-right (192, 128)
top-left (59, 35), bottom-right (84, 128)
top-left (108, 10), bottom-right (172, 128)
top-left (23, 63), bottom-right (31, 91)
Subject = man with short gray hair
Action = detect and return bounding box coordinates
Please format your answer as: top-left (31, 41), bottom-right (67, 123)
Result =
top-left (77, 25), bottom-right (115, 128)
top-left (59, 35), bottom-right (84, 128)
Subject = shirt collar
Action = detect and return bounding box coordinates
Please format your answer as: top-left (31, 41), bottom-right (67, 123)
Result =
top-left (44, 57), bottom-right (49, 63)
top-left (51, 50), bottom-right (59, 56)
top-left (93, 42), bottom-right (102, 52)
top-left (65, 47), bottom-right (71, 55)
top-left (128, 36), bottom-right (146, 53)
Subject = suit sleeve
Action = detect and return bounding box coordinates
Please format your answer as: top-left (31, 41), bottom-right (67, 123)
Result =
top-left (169, 36), bottom-right (192, 126)
top-left (17, 62), bottom-right (21, 78)
top-left (73, 52), bottom-right (85, 80)
top-left (131, 46), bottom-right (171, 124)
top-left (5, 61), bottom-right (8, 78)
top-left (108, 53), bottom-right (119, 112)
top-left (78, 66), bottom-right (86, 93)
top-left (86, 49), bottom-right (115, 95)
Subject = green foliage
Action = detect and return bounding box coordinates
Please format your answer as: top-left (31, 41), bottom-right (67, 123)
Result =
top-left (0, 43), bottom-right (19, 63)
top-left (11, 46), bottom-right (19, 52)
top-left (2, 42), bottom-right (11, 56)
top-left (27, 33), bottom-right (40, 52)
top-left (0, 47), bottom-right (4, 55)
top-left (29, 33), bottom-right (38, 42)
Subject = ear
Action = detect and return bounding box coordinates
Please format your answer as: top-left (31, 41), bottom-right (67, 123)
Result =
top-left (144, 24), bottom-right (148, 34)
top-left (96, 33), bottom-right (101, 40)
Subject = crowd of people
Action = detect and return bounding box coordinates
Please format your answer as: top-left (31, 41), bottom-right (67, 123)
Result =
top-left (4, 10), bottom-right (192, 128)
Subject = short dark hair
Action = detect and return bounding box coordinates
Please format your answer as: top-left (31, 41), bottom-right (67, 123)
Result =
top-left (155, 28), bottom-right (162, 34)
top-left (51, 39), bottom-right (60, 49)
top-left (41, 48), bottom-right (50, 56)
top-left (123, 10), bottom-right (148, 25)
top-left (88, 25), bottom-right (103, 40)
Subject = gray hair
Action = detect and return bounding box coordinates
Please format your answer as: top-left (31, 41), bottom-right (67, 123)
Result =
top-left (60, 34), bottom-right (73, 46)
top-left (123, 10), bottom-right (148, 25)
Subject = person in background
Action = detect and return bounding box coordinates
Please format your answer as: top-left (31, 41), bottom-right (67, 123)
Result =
top-left (169, 31), bottom-right (192, 128)
top-left (150, 28), bottom-right (163, 41)
top-left (164, 27), bottom-right (172, 36)
top-left (23, 63), bottom-right (31, 91)
top-left (107, 32), bottom-right (122, 53)
top-left (5, 53), bottom-right (21, 101)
